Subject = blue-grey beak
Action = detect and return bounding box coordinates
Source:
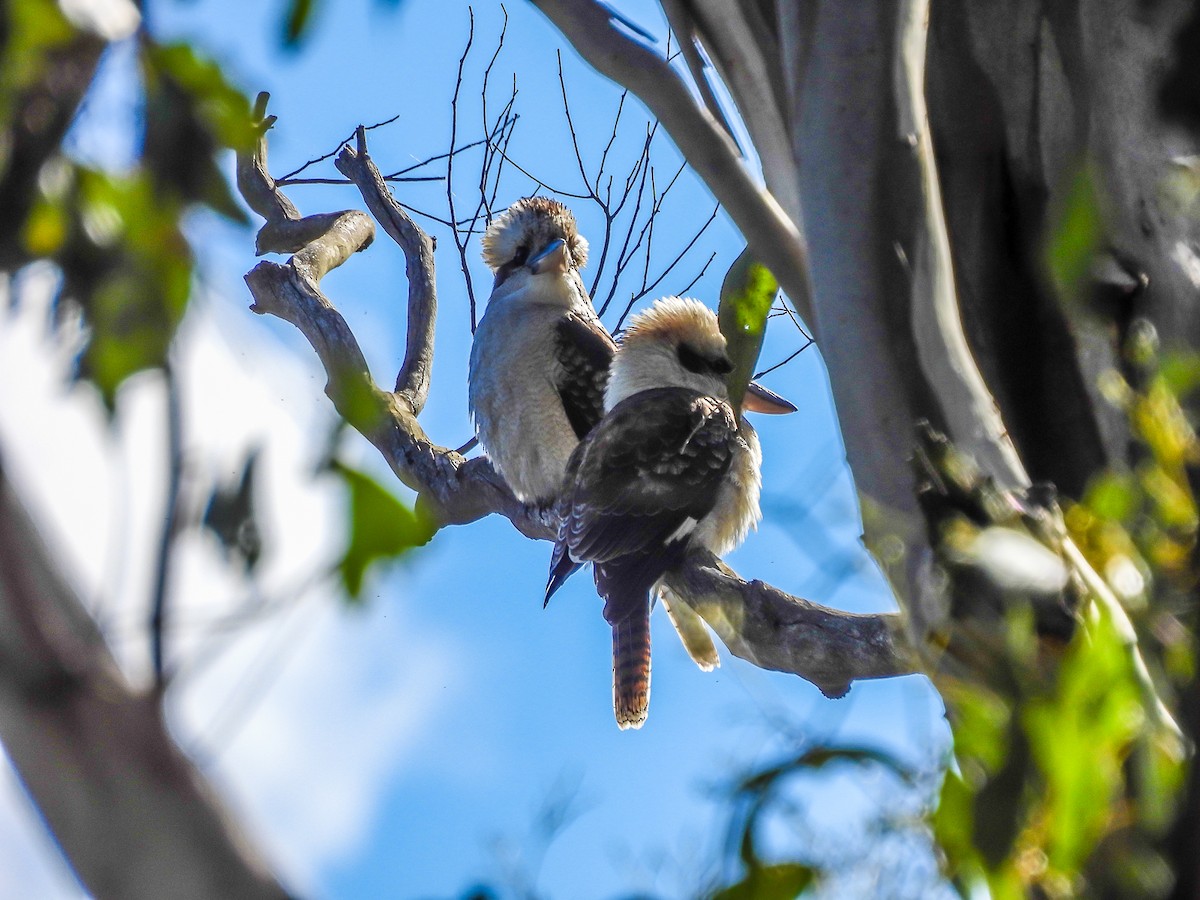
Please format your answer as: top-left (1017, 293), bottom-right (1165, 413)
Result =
top-left (743, 381), bottom-right (797, 415)
top-left (528, 238), bottom-right (569, 275)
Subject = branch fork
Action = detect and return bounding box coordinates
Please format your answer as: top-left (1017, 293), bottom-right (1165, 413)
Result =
top-left (236, 93), bottom-right (916, 697)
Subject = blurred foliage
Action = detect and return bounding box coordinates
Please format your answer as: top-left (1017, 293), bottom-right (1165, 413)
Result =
top-left (930, 325), bottom-right (1198, 899)
top-left (1044, 166), bottom-right (1102, 307)
top-left (1, 0), bottom-right (251, 408)
top-left (279, 0), bottom-right (403, 49)
top-left (330, 459), bottom-right (436, 599)
top-left (703, 747), bottom-right (917, 898)
top-left (202, 447), bottom-right (264, 573)
top-left (717, 247), bottom-right (777, 417)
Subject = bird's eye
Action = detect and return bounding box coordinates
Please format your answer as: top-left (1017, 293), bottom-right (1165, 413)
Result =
top-left (712, 356), bottom-right (734, 375)
top-left (510, 245), bottom-right (529, 266)
top-left (677, 344), bottom-right (709, 374)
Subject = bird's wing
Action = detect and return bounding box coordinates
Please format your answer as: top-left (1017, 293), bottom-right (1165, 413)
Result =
top-left (553, 312), bottom-right (616, 439)
top-left (557, 388), bottom-right (738, 566)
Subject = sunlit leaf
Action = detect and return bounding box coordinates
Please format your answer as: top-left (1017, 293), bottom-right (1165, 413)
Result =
top-left (4, 0), bottom-right (75, 99)
top-left (65, 169), bottom-right (192, 407)
top-left (332, 460), bottom-right (436, 599)
top-left (21, 197), bottom-right (68, 256)
top-left (711, 863), bottom-right (815, 900)
top-left (282, 0), bottom-right (319, 48)
top-left (1023, 607), bottom-right (1142, 876)
top-left (1085, 471), bottom-right (1138, 523)
top-left (1158, 351), bottom-right (1200, 400)
top-left (1139, 463), bottom-right (1197, 533)
top-left (718, 247), bottom-right (777, 415)
top-left (1045, 167), bottom-right (1101, 304)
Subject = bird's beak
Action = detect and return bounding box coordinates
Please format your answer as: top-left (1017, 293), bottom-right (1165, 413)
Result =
top-left (528, 238), bottom-right (569, 275)
top-left (742, 381), bottom-right (797, 415)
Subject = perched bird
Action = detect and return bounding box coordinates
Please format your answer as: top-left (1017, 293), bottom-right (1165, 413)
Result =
top-left (469, 197), bottom-right (615, 505)
top-left (545, 297), bottom-right (783, 729)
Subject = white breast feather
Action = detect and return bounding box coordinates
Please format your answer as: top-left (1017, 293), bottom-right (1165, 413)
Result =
top-left (469, 283), bottom-right (592, 503)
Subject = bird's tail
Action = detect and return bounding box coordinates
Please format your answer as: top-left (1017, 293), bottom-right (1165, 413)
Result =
top-left (612, 605), bottom-right (652, 730)
top-left (658, 585), bottom-right (719, 672)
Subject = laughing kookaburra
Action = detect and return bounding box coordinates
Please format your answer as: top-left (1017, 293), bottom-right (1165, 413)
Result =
top-left (469, 197), bottom-right (615, 505)
top-left (544, 297), bottom-right (777, 730)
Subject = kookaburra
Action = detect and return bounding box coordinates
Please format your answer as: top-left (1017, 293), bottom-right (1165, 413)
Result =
top-left (544, 297), bottom-right (784, 729)
top-left (469, 197), bottom-right (615, 505)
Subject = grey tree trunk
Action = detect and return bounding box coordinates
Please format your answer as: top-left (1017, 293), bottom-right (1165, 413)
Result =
top-left (0, 462), bottom-right (289, 899)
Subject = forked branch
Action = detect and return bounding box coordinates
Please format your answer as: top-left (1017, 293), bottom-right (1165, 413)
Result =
top-left (236, 97), bottom-right (917, 697)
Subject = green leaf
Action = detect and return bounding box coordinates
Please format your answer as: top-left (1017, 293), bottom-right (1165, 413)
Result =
top-left (61, 169), bottom-right (193, 407)
top-left (141, 41), bottom-right (254, 222)
top-left (282, 0), bottom-right (319, 48)
top-left (1045, 167), bottom-right (1101, 304)
top-left (1022, 605), bottom-right (1142, 876)
top-left (718, 247), bottom-right (777, 415)
top-left (1085, 471), bottom-right (1138, 523)
top-left (711, 863), bottom-right (815, 900)
top-left (1158, 351), bottom-right (1200, 400)
top-left (332, 461), bottom-right (436, 599)
top-left (4, 0), bottom-right (75, 101)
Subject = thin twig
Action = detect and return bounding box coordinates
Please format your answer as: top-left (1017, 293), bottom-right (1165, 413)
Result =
top-left (486, 83), bottom-right (520, 213)
top-left (277, 112), bottom-right (402, 183)
top-left (383, 125), bottom-right (516, 180)
top-left (477, 5), bottom-right (511, 224)
top-left (277, 175), bottom-right (444, 186)
top-left (558, 50), bottom-right (596, 199)
top-left (598, 126), bottom-right (655, 315)
top-left (772, 295), bottom-right (814, 342)
top-left (482, 140), bottom-right (592, 199)
top-left (637, 203), bottom-right (718, 301)
top-left (676, 250), bottom-right (716, 297)
top-left (149, 359), bottom-right (183, 687)
top-left (528, 0), bottom-right (812, 317)
top-left (754, 342), bottom-right (814, 379)
top-left (446, 9), bottom-right (479, 330)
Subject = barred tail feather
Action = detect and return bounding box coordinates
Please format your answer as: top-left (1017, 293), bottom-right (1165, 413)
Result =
top-left (613, 605), bottom-right (652, 730)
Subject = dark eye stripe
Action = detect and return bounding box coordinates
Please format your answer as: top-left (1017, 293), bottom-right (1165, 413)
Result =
top-left (492, 245), bottom-right (531, 288)
top-left (677, 343), bottom-right (708, 374)
top-left (678, 344), bottom-right (733, 376)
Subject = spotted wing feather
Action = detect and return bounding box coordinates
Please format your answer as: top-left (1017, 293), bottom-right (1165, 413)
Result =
top-left (553, 312), bottom-right (616, 440)
top-left (544, 388), bottom-right (737, 619)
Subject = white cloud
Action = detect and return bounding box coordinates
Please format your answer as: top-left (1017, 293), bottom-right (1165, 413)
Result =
top-left (0, 275), bottom-right (459, 895)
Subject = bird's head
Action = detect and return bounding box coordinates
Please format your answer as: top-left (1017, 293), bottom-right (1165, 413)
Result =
top-left (481, 197), bottom-right (589, 295)
top-left (606, 297), bottom-right (734, 408)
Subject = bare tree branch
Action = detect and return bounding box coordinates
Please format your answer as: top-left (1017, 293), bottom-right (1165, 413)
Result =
top-left (236, 106), bottom-right (919, 697)
top-left (336, 126), bottom-right (436, 410)
top-left (447, 9), bottom-right (480, 330)
top-left (671, 552), bottom-right (916, 699)
top-left (528, 0), bottom-right (815, 324)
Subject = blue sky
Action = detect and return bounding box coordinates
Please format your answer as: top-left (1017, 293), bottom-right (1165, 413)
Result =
top-left (0, 1), bottom-right (952, 897)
